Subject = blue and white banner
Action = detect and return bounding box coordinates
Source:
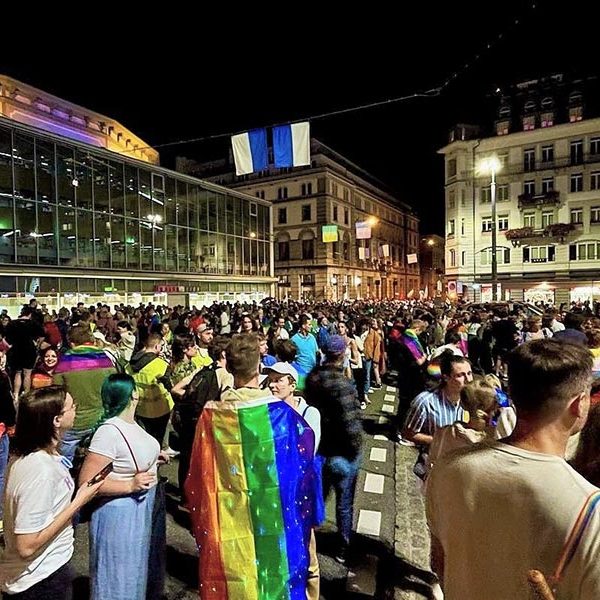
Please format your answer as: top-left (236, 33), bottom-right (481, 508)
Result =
top-left (273, 122), bottom-right (310, 168)
top-left (231, 128), bottom-right (268, 176)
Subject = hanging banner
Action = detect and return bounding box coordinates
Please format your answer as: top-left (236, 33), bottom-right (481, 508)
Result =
top-left (379, 244), bottom-right (390, 258)
top-left (355, 221), bottom-right (372, 239)
top-left (322, 225), bottom-right (339, 243)
top-left (407, 253), bottom-right (418, 264)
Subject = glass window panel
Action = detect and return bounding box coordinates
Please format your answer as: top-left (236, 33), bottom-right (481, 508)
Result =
top-left (234, 237), bottom-right (243, 275)
top-left (13, 132), bottom-right (35, 206)
top-left (138, 170), bottom-right (151, 220)
top-left (234, 196), bottom-right (243, 236)
top-left (57, 145), bottom-right (75, 207)
top-left (0, 125), bottom-right (13, 205)
top-left (258, 204), bottom-right (269, 241)
top-left (202, 232), bottom-right (217, 273)
top-left (242, 238), bottom-right (251, 275)
top-left (153, 221), bottom-right (165, 271)
top-left (37, 202), bottom-right (57, 265)
top-left (165, 224), bottom-right (178, 270)
top-left (176, 181), bottom-right (187, 227)
top-left (164, 177), bottom-right (176, 225)
top-left (95, 211), bottom-right (110, 268)
top-left (76, 210), bottom-right (94, 267)
top-left (177, 227), bottom-right (189, 271)
top-left (35, 138), bottom-right (55, 204)
top-left (93, 158), bottom-right (109, 214)
top-left (189, 186), bottom-right (201, 231)
top-left (74, 150), bottom-right (93, 210)
top-left (216, 234), bottom-right (227, 273)
top-left (110, 215), bottom-right (125, 269)
top-left (109, 161), bottom-right (125, 215)
top-left (78, 277), bottom-right (95, 292)
top-left (58, 206), bottom-right (76, 266)
top-left (15, 198), bottom-right (37, 264)
top-left (140, 220), bottom-right (153, 270)
top-left (189, 228), bottom-right (201, 272)
top-left (216, 192), bottom-right (226, 234)
top-left (125, 165), bottom-right (139, 218)
top-left (125, 219), bottom-right (140, 269)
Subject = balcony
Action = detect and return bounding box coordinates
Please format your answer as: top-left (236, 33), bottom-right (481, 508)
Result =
top-left (505, 222), bottom-right (575, 246)
top-left (517, 190), bottom-right (560, 209)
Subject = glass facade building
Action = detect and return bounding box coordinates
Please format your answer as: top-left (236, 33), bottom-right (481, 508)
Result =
top-left (0, 117), bottom-right (273, 314)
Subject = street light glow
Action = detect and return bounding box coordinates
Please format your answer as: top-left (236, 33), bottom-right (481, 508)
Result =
top-left (367, 216), bottom-right (378, 226)
top-left (427, 239), bottom-right (435, 246)
top-left (477, 155), bottom-right (502, 176)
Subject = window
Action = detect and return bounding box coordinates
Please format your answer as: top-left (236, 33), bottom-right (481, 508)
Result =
top-left (570, 242), bottom-right (600, 261)
top-left (151, 173), bottom-right (165, 194)
top-left (447, 159), bottom-right (457, 178)
top-left (524, 148), bottom-right (535, 171)
top-left (524, 213), bottom-right (535, 228)
top-left (481, 186), bottom-right (491, 203)
top-left (591, 207), bottom-right (600, 223)
top-left (278, 240), bottom-right (290, 260)
top-left (590, 138), bottom-right (600, 156)
top-left (301, 182), bottom-right (313, 196)
top-left (498, 154), bottom-right (508, 169)
top-left (481, 217), bottom-right (492, 232)
top-left (278, 207), bottom-right (287, 224)
top-left (570, 140), bottom-right (583, 165)
top-left (498, 215), bottom-right (509, 231)
top-left (301, 204), bottom-right (311, 221)
top-left (301, 274), bottom-right (315, 285)
top-left (333, 205), bottom-right (338, 221)
top-left (461, 218), bottom-right (465, 235)
top-left (277, 187), bottom-right (288, 200)
top-left (497, 184), bottom-right (509, 202)
top-left (524, 180), bottom-right (535, 196)
top-left (344, 208), bottom-right (349, 225)
top-left (255, 190), bottom-right (265, 199)
top-left (448, 190), bottom-right (456, 209)
top-left (331, 182), bottom-right (338, 196)
top-left (449, 249), bottom-right (456, 267)
top-left (570, 208), bottom-right (583, 224)
top-left (523, 115), bottom-right (536, 131)
top-left (541, 145), bottom-right (554, 163)
top-left (249, 202), bottom-right (257, 217)
top-left (343, 188), bottom-right (349, 202)
top-left (571, 173), bottom-right (584, 193)
top-left (301, 238), bottom-right (314, 260)
top-left (461, 251), bottom-right (466, 266)
top-left (542, 177), bottom-right (554, 193)
top-left (448, 219), bottom-right (455, 236)
top-left (523, 246), bottom-right (555, 263)
top-left (542, 211), bottom-right (554, 227)
top-left (461, 189), bottom-right (466, 206)
top-left (591, 171), bottom-right (600, 191)
top-left (481, 248), bottom-right (510, 265)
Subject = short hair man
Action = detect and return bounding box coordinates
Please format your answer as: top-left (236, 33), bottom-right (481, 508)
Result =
top-left (426, 340), bottom-right (600, 599)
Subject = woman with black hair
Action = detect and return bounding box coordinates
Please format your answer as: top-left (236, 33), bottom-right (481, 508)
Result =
top-left (1, 386), bottom-right (102, 599)
top-left (79, 373), bottom-right (168, 600)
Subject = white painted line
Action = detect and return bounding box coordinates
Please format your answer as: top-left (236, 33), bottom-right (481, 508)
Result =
top-left (364, 472), bottom-right (385, 494)
top-left (370, 447), bottom-right (387, 462)
top-left (357, 509), bottom-right (382, 536)
top-left (386, 386), bottom-right (397, 392)
top-left (381, 403), bottom-right (394, 413)
top-left (373, 434), bottom-right (387, 441)
top-left (384, 394), bottom-right (396, 403)
top-left (378, 416), bottom-right (388, 424)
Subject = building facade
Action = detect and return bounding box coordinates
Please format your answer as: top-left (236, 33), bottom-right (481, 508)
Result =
top-left (420, 234), bottom-right (445, 297)
top-left (180, 140), bottom-right (420, 301)
top-left (440, 78), bottom-right (600, 305)
top-left (0, 75), bottom-right (274, 314)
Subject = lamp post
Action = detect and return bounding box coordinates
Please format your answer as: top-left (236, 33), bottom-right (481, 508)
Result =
top-left (477, 156), bottom-right (502, 301)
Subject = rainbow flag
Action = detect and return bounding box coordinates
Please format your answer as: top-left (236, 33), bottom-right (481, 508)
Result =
top-left (185, 395), bottom-right (317, 600)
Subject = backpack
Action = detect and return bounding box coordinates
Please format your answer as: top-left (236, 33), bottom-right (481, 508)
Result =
top-left (179, 363), bottom-right (220, 421)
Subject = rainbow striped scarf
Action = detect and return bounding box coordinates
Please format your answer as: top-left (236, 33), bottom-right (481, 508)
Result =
top-left (185, 395), bottom-right (317, 600)
top-left (54, 344), bottom-right (114, 372)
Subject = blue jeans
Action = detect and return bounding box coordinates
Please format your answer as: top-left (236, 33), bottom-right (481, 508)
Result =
top-left (60, 427), bottom-right (94, 462)
top-left (323, 455), bottom-right (360, 545)
top-left (363, 358), bottom-right (372, 395)
top-left (0, 432), bottom-right (9, 520)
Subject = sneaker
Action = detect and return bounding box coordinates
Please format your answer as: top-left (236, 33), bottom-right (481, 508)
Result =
top-left (163, 446), bottom-right (180, 458)
top-left (334, 545), bottom-right (348, 565)
top-left (360, 401), bottom-right (367, 410)
top-left (368, 388), bottom-right (376, 394)
top-left (396, 434), bottom-right (416, 447)
top-left (372, 383), bottom-right (382, 389)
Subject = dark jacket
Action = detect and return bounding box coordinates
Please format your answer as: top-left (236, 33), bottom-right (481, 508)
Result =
top-left (304, 363), bottom-right (362, 460)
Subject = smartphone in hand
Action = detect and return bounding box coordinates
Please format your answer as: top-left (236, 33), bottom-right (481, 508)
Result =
top-left (87, 462), bottom-right (113, 486)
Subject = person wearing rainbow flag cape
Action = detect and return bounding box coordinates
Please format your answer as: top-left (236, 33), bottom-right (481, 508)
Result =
top-left (185, 333), bottom-right (319, 600)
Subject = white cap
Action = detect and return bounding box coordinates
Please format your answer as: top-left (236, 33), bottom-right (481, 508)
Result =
top-left (93, 330), bottom-right (107, 344)
top-left (264, 361), bottom-right (298, 382)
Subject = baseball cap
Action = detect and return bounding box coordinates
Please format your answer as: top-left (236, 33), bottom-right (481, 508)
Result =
top-left (324, 334), bottom-right (347, 355)
top-left (196, 322), bottom-right (213, 333)
top-left (264, 362), bottom-right (298, 382)
top-left (93, 330), bottom-right (107, 344)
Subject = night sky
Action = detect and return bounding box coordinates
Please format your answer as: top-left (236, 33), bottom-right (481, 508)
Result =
top-left (1, 1), bottom-right (594, 235)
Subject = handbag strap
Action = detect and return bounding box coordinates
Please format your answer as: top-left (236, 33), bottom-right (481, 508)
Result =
top-left (550, 490), bottom-right (600, 587)
top-left (106, 422), bottom-right (140, 473)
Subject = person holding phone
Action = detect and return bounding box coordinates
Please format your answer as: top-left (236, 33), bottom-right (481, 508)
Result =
top-left (1, 386), bottom-right (103, 599)
top-left (78, 373), bottom-right (169, 600)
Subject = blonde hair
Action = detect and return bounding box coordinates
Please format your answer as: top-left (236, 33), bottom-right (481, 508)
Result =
top-left (460, 378), bottom-right (497, 430)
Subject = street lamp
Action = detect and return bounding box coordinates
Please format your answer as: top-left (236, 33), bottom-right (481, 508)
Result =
top-left (477, 156), bottom-right (502, 301)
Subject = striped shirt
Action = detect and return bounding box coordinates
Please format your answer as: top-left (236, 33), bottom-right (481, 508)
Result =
top-left (404, 388), bottom-right (464, 437)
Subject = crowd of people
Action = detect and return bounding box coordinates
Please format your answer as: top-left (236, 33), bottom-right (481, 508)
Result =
top-left (0, 295), bottom-right (600, 598)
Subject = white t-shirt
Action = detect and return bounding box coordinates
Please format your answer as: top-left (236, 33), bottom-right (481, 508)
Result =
top-left (1, 451), bottom-right (75, 594)
top-left (89, 417), bottom-right (160, 481)
top-left (426, 441), bottom-right (600, 600)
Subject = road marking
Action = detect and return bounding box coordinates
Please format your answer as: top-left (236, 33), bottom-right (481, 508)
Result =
top-left (381, 404), bottom-right (394, 413)
top-left (386, 386), bottom-right (397, 392)
top-left (370, 447), bottom-right (387, 462)
top-left (357, 509), bottom-right (382, 536)
top-left (364, 472), bottom-right (385, 494)
top-left (384, 394), bottom-right (396, 403)
top-left (373, 434), bottom-right (387, 441)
